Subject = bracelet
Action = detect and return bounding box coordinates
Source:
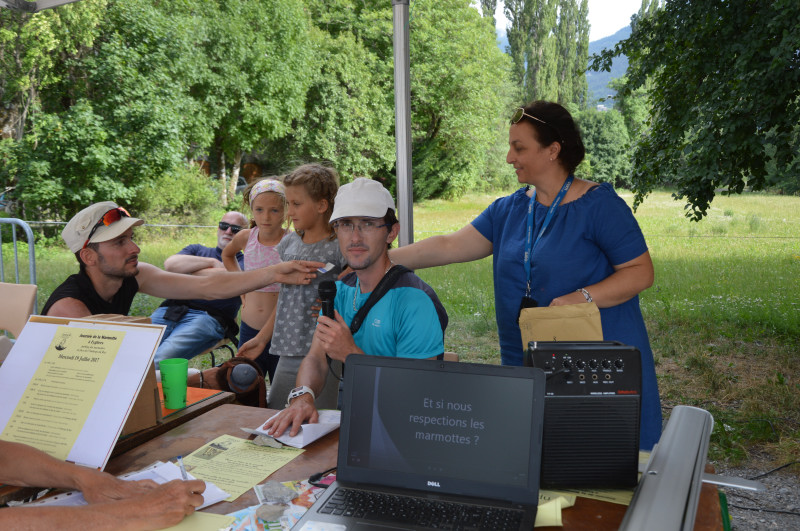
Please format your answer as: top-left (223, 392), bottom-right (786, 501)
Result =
top-left (199, 370), bottom-right (205, 389)
top-left (576, 288), bottom-right (593, 303)
top-left (286, 385), bottom-right (316, 408)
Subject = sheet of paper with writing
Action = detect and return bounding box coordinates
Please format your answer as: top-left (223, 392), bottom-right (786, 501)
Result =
top-left (0, 317), bottom-right (164, 469)
top-left (182, 434), bottom-right (303, 501)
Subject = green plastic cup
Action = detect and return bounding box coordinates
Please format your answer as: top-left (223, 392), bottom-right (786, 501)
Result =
top-left (160, 358), bottom-right (189, 409)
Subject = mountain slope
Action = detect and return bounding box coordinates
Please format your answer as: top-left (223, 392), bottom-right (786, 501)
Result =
top-left (495, 24), bottom-right (630, 105)
top-left (586, 25), bottom-right (630, 104)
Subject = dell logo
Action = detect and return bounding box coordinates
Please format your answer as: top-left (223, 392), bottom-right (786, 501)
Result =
top-left (427, 481), bottom-right (441, 488)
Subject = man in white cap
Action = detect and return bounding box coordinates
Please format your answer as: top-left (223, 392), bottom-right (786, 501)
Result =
top-left (42, 201), bottom-right (322, 318)
top-left (263, 178), bottom-right (448, 435)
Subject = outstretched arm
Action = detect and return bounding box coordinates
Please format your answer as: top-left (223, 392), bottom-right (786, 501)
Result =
top-left (0, 441), bottom-right (154, 499)
top-left (389, 224), bottom-right (492, 270)
top-left (0, 478), bottom-right (205, 531)
top-left (136, 260), bottom-right (324, 301)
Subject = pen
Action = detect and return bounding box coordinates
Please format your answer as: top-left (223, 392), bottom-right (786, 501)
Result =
top-left (177, 455), bottom-right (188, 480)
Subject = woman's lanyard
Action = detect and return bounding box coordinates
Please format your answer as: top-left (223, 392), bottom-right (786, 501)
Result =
top-left (523, 175), bottom-right (574, 297)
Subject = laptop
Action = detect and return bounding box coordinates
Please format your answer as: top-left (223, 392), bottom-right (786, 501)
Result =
top-left (292, 355), bottom-right (546, 531)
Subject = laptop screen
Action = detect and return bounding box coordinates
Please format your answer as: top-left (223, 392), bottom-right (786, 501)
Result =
top-left (339, 356), bottom-right (545, 505)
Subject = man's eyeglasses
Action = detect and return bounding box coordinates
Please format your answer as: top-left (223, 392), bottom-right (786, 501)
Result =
top-left (218, 221), bottom-right (243, 234)
top-left (332, 219), bottom-right (389, 235)
top-left (510, 107), bottom-right (564, 143)
top-left (82, 207), bottom-right (131, 249)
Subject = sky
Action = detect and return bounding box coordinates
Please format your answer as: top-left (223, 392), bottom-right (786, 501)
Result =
top-left (493, 0), bottom-right (642, 42)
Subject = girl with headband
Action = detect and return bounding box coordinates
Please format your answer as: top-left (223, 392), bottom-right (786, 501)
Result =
top-left (222, 178), bottom-right (289, 382)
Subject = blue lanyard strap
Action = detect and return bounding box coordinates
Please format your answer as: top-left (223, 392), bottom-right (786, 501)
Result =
top-left (523, 174), bottom-right (574, 297)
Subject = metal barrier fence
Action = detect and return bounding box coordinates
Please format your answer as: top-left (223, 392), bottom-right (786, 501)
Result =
top-left (0, 218), bottom-right (38, 313)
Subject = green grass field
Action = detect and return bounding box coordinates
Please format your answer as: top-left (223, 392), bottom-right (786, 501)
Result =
top-left (3, 189), bottom-right (798, 466)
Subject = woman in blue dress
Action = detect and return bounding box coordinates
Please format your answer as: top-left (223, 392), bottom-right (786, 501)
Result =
top-left (390, 101), bottom-right (661, 449)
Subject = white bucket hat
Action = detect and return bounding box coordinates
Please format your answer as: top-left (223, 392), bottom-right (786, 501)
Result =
top-left (330, 178), bottom-right (396, 222)
top-left (62, 201), bottom-right (144, 253)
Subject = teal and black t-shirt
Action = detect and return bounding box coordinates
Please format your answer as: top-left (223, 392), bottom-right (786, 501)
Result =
top-left (334, 271), bottom-right (448, 359)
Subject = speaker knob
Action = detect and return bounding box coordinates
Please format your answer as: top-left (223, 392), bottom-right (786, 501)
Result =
top-left (615, 359), bottom-right (625, 369)
top-left (601, 359), bottom-right (611, 370)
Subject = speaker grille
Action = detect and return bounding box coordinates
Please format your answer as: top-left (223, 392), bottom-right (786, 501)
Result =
top-left (541, 397), bottom-right (640, 488)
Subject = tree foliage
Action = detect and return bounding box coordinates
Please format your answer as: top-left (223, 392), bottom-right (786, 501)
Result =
top-left (591, 0), bottom-right (800, 220)
top-left (194, 0), bottom-right (314, 204)
top-left (266, 0), bottom-right (514, 199)
top-left (409, 0), bottom-right (514, 199)
top-left (480, 0), bottom-right (497, 27)
top-left (504, 0), bottom-right (588, 106)
top-left (1, 0), bottom-right (516, 221)
top-left (576, 107), bottom-right (631, 187)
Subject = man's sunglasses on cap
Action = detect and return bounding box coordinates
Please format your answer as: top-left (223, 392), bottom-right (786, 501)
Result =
top-left (218, 221), bottom-right (243, 234)
top-left (82, 207), bottom-right (132, 249)
top-left (510, 107), bottom-right (564, 143)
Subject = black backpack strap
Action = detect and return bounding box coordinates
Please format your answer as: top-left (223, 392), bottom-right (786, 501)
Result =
top-left (326, 265), bottom-right (412, 382)
top-left (349, 265), bottom-right (411, 335)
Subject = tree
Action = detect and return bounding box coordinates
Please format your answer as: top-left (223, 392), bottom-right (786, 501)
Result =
top-left (574, 0), bottom-right (589, 106)
top-left (591, 0), bottom-right (800, 219)
top-left (192, 0), bottom-right (314, 205)
top-left (608, 76), bottom-right (648, 140)
top-left (577, 107), bottom-right (632, 187)
top-left (262, 24), bottom-right (396, 183)
top-left (409, 0), bottom-right (515, 198)
top-left (0, 0), bottom-right (106, 142)
top-left (270, 0), bottom-right (514, 199)
top-left (480, 0), bottom-right (497, 26)
top-left (3, 0), bottom-right (208, 220)
top-left (555, 0), bottom-right (588, 106)
top-left (505, 0), bottom-right (588, 106)
top-left (505, 0), bottom-right (559, 102)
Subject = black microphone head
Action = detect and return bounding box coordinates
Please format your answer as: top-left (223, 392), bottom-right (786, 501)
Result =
top-left (318, 280), bottom-right (337, 299)
top-left (318, 280), bottom-right (337, 318)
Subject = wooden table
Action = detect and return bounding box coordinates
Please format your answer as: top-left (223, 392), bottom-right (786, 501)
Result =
top-left (105, 403), bottom-right (338, 514)
top-left (0, 391), bottom-right (234, 506)
top-left (112, 389), bottom-right (235, 458)
top-left (538, 479), bottom-right (723, 530)
top-left (106, 404), bottom-right (723, 529)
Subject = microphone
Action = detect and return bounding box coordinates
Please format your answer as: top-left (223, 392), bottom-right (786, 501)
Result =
top-left (318, 281), bottom-right (337, 318)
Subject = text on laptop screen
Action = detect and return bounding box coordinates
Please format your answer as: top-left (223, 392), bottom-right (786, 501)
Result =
top-left (345, 364), bottom-right (534, 487)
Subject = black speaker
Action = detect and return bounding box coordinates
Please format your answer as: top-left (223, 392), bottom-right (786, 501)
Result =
top-left (527, 341), bottom-right (641, 489)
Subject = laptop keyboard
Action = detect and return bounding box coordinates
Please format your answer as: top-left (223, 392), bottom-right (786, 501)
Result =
top-left (319, 487), bottom-right (526, 530)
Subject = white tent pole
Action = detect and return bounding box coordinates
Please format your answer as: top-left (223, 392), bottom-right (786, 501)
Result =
top-left (392, 0), bottom-right (413, 246)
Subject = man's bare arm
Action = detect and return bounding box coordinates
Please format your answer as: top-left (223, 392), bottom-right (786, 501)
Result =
top-left (0, 479), bottom-right (205, 531)
top-left (164, 254), bottom-right (224, 274)
top-left (44, 297), bottom-right (91, 318)
top-left (262, 337), bottom-right (330, 437)
top-left (136, 261), bottom-right (323, 301)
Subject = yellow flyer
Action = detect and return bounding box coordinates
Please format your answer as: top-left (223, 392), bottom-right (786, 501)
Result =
top-left (0, 326), bottom-right (123, 459)
top-left (183, 434), bottom-right (303, 501)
